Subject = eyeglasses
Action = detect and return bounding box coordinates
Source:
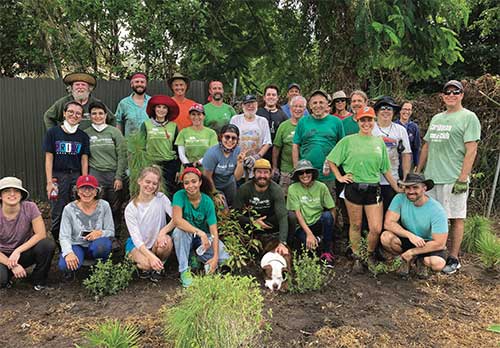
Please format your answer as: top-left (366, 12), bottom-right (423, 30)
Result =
top-left (443, 90), bottom-right (462, 96)
top-left (379, 105), bottom-right (393, 111)
top-left (335, 99), bottom-right (347, 103)
top-left (297, 170), bottom-right (314, 176)
top-left (223, 134), bottom-right (238, 141)
top-left (65, 110), bottom-right (83, 116)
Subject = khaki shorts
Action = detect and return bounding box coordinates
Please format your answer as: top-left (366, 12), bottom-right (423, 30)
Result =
top-left (279, 172), bottom-right (292, 196)
top-left (427, 183), bottom-right (468, 219)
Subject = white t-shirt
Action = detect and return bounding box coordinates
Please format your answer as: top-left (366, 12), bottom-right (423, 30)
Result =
top-left (124, 192), bottom-right (173, 249)
top-left (372, 122), bottom-right (412, 184)
top-left (230, 114), bottom-right (272, 156)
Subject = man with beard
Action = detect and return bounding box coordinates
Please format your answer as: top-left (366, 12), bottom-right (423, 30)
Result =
top-left (168, 73), bottom-right (196, 131)
top-left (115, 72), bottom-right (151, 138)
top-left (381, 174), bottom-right (448, 276)
top-left (44, 72), bottom-right (115, 130)
top-left (234, 159), bottom-right (289, 256)
top-left (203, 80), bottom-right (236, 134)
top-left (341, 90), bottom-right (367, 136)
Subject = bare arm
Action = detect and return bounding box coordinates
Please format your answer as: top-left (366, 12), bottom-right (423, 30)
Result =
top-left (172, 206), bottom-right (204, 235)
top-left (292, 144), bottom-right (299, 168)
top-left (407, 233), bottom-right (448, 256)
top-left (401, 153), bottom-right (411, 180)
top-left (234, 150), bottom-right (246, 180)
top-left (416, 142), bottom-right (428, 173)
top-left (45, 152), bottom-right (54, 199)
top-left (257, 144), bottom-right (270, 158)
top-left (383, 170), bottom-right (401, 193)
top-left (384, 210), bottom-right (414, 239)
top-left (458, 142), bottom-right (478, 182)
top-left (272, 146), bottom-right (281, 171)
top-left (81, 154), bottom-right (88, 176)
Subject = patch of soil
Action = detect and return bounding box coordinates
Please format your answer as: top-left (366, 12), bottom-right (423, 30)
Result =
top-left (0, 254), bottom-right (498, 348)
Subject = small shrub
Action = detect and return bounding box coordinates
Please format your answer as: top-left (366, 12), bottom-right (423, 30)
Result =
top-left (356, 237), bottom-right (402, 276)
top-left (76, 319), bottom-right (140, 348)
top-left (164, 274), bottom-right (264, 348)
top-left (476, 231), bottom-right (500, 269)
top-left (83, 256), bottom-right (136, 298)
top-left (217, 208), bottom-right (262, 270)
top-left (463, 215), bottom-right (493, 253)
top-left (289, 250), bottom-right (328, 294)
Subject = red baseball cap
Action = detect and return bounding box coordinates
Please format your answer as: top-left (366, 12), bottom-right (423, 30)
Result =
top-left (76, 175), bottom-right (99, 189)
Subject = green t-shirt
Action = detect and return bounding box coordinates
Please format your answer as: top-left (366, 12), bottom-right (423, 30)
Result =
top-left (143, 119), bottom-right (177, 162)
top-left (342, 115), bottom-right (359, 136)
top-left (287, 181), bottom-right (335, 225)
top-left (273, 120), bottom-right (297, 173)
top-left (203, 102), bottom-right (237, 134)
top-left (172, 190), bottom-right (217, 235)
top-left (423, 108), bottom-right (481, 184)
top-left (327, 134), bottom-right (390, 183)
top-left (175, 127), bottom-right (218, 165)
top-left (293, 115), bottom-right (345, 182)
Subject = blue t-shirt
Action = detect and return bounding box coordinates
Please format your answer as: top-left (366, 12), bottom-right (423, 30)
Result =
top-left (115, 94), bottom-right (151, 137)
top-left (172, 190), bottom-right (217, 235)
top-left (281, 103), bottom-right (310, 118)
top-left (202, 144), bottom-right (241, 190)
top-left (388, 193), bottom-right (448, 241)
top-left (43, 126), bottom-right (90, 172)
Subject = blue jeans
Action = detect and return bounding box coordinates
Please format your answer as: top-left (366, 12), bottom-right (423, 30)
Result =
top-left (295, 211), bottom-right (334, 253)
top-left (58, 237), bottom-right (112, 272)
top-left (172, 228), bottom-right (230, 273)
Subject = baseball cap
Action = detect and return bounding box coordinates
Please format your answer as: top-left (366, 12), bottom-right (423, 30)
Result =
top-left (443, 80), bottom-right (463, 92)
top-left (253, 158), bottom-right (272, 170)
top-left (76, 175), bottom-right (99, 189)
top-left (242, 94), bottom-right (257, 104)
top-left (189, 103), bottom-right (205, 114)
top-left (288, 83), bottom-right (301, 91)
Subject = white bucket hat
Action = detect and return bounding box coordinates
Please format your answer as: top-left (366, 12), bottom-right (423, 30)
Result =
top-left (0, 177), bottom-right (30, 201)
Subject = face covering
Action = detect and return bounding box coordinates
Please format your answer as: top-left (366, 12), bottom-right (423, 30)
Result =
top-left (92, 123), bottom-right (108, 132)
top-left (63, 120), bottom-right (79, 134)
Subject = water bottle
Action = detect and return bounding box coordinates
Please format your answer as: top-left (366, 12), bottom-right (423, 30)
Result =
top-left (49, 178), bottom-right (59, 201)
top-left (196, 236), bottom-right (213, 256)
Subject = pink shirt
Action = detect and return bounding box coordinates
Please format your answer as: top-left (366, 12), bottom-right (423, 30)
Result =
top-left (0, 201), bottom-right (40, 254)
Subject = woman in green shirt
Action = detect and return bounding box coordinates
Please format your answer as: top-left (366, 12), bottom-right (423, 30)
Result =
top-left (327, 106), bottom-right (400, 273)
top-left (175, 104), bottom-right (218, 170)
top-left (142, 95), bottom-right (180, 197)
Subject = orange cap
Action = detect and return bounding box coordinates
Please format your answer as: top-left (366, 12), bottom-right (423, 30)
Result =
top-left (355, 106), bottom-right (376, 121)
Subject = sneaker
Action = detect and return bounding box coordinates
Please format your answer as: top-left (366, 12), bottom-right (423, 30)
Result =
top-left (442, 257), bottom-right (461, 275)
top-left (189, 255), bottom-right (201, 271)
top-left (180, 268), bottom-right (194, 288)
top-left (149, 270), bottom-right (163, 283)
top-left (320, 252), bottom-right (335, 268)
top-left (137, 270), bottom-right (151, 279)
top-left (33, 284), bottom-right (50, 291)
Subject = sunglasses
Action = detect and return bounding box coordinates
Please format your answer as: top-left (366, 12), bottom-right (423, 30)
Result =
top-left (443, 90), bottom-right (462, 96)
top-left (297, 170), bottom-right (314, 176)
top-left (223, 134), bottom-right (238, 141)
top-left (335, 99), bottom-right (347, 103)
top-left (379, 105), bottom-right (394, 111)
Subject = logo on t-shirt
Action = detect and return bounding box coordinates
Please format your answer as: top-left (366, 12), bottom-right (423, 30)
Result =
top-left (55, 141), bottom-right (82, 155)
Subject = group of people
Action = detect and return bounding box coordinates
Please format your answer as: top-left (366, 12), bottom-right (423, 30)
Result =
top-left (0, 72), bottom-right (480, 290)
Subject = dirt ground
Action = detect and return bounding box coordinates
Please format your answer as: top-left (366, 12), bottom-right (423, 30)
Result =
top-left (0, 252), bottom-right (498, 348)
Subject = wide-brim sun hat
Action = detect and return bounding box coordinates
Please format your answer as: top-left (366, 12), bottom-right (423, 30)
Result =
top-left (0, 176), bottom-right (30, 201)
top-left (331, 90), bottom-right (349, 101)
top-left (63, 72), bottom-right (97, 87)
top-left (146, 95), bottom-right (180, 121)
top-left (167, 72), bottom-right (190, 90)
top-left (398, 173), bottom-right (434, 191)
top-left (291, 160), bottom-right (319, 181)
top-left (373, 96), bottom-right (401, 113)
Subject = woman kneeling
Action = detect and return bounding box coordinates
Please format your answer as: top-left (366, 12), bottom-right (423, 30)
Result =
top-left (172, 167), bottom-right (230, 288)
top-left (58, 175), bottom-right (114, 278)
top-left (125, 166), bottom-right (174, 282)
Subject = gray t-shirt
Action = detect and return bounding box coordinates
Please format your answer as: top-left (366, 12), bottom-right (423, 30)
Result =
top-left (0, 201), bottom-right (40, 254)
top-left (202, 144), bottom-right (241, 190)
top-left (59, 199), bottom-right (115, 257)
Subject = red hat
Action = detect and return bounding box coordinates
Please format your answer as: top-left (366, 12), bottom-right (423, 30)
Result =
top-left (355, 106), bottom-right (376, 121)
top-left (146, 95), bottom-right (180, 121)
top-left (76, 175), bottom-right (99, 189)
top-left (180, 167), bottom-right (202, 181)
top-left (189, 103), bottom-right (205, 114)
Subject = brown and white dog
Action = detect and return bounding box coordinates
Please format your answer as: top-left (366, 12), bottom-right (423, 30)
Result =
top-left (260, 240), bottom-right (292, 291)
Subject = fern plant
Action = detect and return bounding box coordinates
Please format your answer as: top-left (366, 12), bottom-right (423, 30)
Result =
top-left (476, 232), bottom-right (500, 269)
top-left (76, 320), bottom-right (140, 348)
top-left (463, 215), bottom-right (493, 253)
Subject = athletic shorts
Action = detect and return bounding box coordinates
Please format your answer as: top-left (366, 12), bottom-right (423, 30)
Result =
top-left (345, 183), bottom-right (381, 206)
top-left (125, 237), bottom-right (136, 255)
top-left (427, 183), bottom-right (468, 219)
top-left (400, 237), bottom-right (446, 260)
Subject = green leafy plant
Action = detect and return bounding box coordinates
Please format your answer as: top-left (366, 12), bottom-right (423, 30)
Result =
top-left (75, 319), bottom-right (140, 348)
top-left (476, 231), bottom-right (500, 269)
top-left (164, 274), bottom-right (264, 348)
top-left (487, 324), bottom-right (500, 334)
top-left (356, 236), bottom-right (402, 276)
top-left (463, 215), bottom-right (493, 253)
top-left (217, 208), bottom-right (262, 271)
top-left (83, 256), bottom-right (136, 298)
top-left (289, 250), bottom-right (328, 294)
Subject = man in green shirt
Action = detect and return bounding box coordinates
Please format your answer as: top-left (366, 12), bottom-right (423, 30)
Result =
top-left (234, 159), bottom-right (290, 256)
top-left (203, 80), bottom-right (236, 134)
top-left (341, 90), bottom-right (368, 136)
top-left (272, 95), bottom-right (307, 195)
top-left (417, 80), bottom-right (481, 275)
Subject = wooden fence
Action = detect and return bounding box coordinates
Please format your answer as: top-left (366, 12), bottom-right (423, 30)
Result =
top-left (0, 77), bottom-right (208, 200)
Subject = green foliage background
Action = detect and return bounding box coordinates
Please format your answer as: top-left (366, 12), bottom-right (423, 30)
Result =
top-left (1, 0), bottom-right (497, 95)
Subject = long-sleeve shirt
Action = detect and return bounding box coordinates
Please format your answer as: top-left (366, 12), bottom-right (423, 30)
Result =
top-left (234, 181), bottom-right (288, 243)
top-left (85, 125), bottom-right (127, 179)
top-left (124, 193), bottom-right (173, 250)
top-left (59, 200), bottom-right (115, 257)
